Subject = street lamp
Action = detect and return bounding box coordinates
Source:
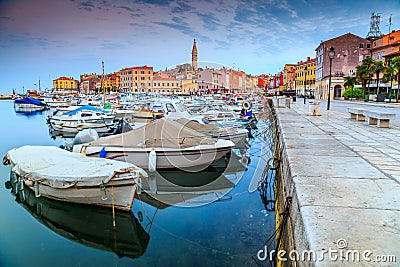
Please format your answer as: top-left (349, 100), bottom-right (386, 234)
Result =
top-left (327, 46), bottom-right (335, 110)
top-left (304, 66), bottom-right (307, 104)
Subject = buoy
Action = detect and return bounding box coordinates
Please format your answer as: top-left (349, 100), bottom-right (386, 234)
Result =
top-left (148, 148), bottom-right (156, 172)
top-left (99, 147), bottom-right (106, 158)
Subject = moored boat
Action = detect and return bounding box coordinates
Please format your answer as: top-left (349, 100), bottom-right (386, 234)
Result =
top-left (48, 105), bottom-right (116, 134)
top-left (73, 118), bottom-right (234, 171)
top-left (14, 97), bottom-right (47, 113)
top-left (3, 145), bottom-right (147, 210)
top-left (175, 118), bottom-right (249, 147)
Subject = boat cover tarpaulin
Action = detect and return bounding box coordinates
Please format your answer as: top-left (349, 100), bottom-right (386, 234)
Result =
top-left (64, 105), bottom-right (109, 115)
top-left (14, 97), bottom-right (45, 106)
top-left (175, 118), bottom-right (247, 137)
top-left (5, 146), bottom-right (147, 188)
top-left (88, 118), bottom-right (216, 149)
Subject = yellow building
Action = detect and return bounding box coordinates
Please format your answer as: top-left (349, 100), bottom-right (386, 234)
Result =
top-left (175, 72), bottom-right (198, 94)
top-left (103, 72), bottom-right (120, 92)
top-left (53, 76), bottom-right (78, 90)
top-left (132, 66), bottom-right (153, 92)
top-left (295, 57), bottom-right (316, 96)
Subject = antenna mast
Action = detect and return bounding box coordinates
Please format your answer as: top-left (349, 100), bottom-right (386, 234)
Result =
top-left (366, 12), bottom-right (383, 41)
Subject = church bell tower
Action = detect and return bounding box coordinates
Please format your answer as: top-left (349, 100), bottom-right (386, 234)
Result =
top-left (192, 39), bottom-right (198, 71)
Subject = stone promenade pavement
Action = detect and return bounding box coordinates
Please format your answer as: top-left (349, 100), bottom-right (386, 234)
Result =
top-left (274, 99), bottom-right (400, 266)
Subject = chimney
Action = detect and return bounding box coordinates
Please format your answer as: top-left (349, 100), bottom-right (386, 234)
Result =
top-left (307, 57), bottom-right (310, 61)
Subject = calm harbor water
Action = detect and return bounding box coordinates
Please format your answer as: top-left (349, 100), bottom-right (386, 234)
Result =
top-left (0, 100), bottom-right (275, 266)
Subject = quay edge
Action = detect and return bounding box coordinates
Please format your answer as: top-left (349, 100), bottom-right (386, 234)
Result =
top-left (269, 98), bottom-right (400, 266)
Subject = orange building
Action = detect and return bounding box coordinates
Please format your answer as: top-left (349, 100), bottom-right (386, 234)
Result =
top-left (281, 64), bottom-right (296, 91)
top-left (371, 29), bottom-right (400, 61)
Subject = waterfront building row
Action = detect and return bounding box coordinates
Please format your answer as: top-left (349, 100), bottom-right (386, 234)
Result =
top-left (51, 40), bottom-right (264, 95)
top-left (273, 28), bottom-right (400, 100)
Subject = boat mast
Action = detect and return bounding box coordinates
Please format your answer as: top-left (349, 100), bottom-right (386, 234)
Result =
top-left (102, 60), bottom-right (105, 104)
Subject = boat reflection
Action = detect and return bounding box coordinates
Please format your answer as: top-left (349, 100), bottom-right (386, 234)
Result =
top-left (138, 149), bottom-right (248, 208)
top-left (5, 174), bottom-right (150, 259)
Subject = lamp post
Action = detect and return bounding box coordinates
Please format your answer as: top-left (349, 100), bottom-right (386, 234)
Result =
top-left (327, 46), bottom-right (335, 110)
top-left (304, 66), bottom-right (307, 104)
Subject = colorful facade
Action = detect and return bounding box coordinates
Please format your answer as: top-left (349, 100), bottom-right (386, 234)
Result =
top-left (295, 57), bottom-right (316, 96)
top-left (53, 77), bottom-right (79, 90)
top-left (371, 29), bottom-right (400, 61)
top-left (153, 76), bottom-right (181, 93)
top-left (282, 64), bottom-right (296, 91)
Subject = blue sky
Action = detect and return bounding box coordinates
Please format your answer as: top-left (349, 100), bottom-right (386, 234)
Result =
top-left (1, 0), bottom-right (399, 93)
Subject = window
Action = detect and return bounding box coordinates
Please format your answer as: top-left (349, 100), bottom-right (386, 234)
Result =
top-left (360, 43), bottom-right (364, 48)
top-left (367, 43), bottom-right (371, 49)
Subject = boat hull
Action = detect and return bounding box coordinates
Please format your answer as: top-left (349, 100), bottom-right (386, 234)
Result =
top-left (75, 144), bottom-right (232, 171)
top-left (14, 103), bottom-right (46, 113)
top-left (50, 121), bottom-right (115, 133)
top-left (11, 172), bottom-right (138, 211)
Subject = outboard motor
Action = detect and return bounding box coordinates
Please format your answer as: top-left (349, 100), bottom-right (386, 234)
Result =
top-left (112, 118), bottom-right (134, 135)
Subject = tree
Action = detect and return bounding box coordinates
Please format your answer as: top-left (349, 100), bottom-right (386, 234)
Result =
top-left (343, 87), bottom-right (363, 99)
top-left (371, 61), bottom-right (385, 95)
top-left (344, 76), bottom-right (356, 89)
top-left (344, 76), bottom-right (357, 99)
top-left (356, 58), bottom-right (373, 99)
top-left (392, 56), bottom-right (400, 102)
top-left (384, 57), bottom-right (395, 102)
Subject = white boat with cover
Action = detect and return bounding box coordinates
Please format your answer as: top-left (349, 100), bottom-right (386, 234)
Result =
top-left (174, 118), bottom-right (248, 147)
top-left (14, 97), bottom-right (47, 113)
top-left (48, 105), bottom-right (116, 134)
top-left (73, 118), bottom-right (234, 171)
top-left (3, 146), bottom-right (147, 211)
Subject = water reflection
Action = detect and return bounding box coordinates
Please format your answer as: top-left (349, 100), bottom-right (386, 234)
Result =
top-left (5, 174), bottom-right (150, 259)
top-left (139, 149), bottom-right (248, 208)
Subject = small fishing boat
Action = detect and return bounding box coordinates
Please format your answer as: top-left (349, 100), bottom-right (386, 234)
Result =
top-left (132, 108), bottom-right (164, 123)
top-left (14, 97), bottom-right (47, 113)
top-left (48, 105), bottom-right (116, 134)
top-left (3, 146), bottom-right (147, 210)
top-left (175, 118), bottom-right (249, 147)
top-left (73, 118), bottom-right (235, 171)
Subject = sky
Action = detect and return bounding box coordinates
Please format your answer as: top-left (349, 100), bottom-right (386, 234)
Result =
top-left (1, 0), bottom-right (400, 93)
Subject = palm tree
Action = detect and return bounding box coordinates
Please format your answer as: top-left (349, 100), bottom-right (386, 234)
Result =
top-left (384, 57), bottom-right (395, 102)
top-left (356, 57), bottom-right (374, 99)
top-left (344, 76), bottom-right (356, 88)
top-left (371, 61), bottom-right (385, 96)
top-left (392, 56), bottom-right (400, 102)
